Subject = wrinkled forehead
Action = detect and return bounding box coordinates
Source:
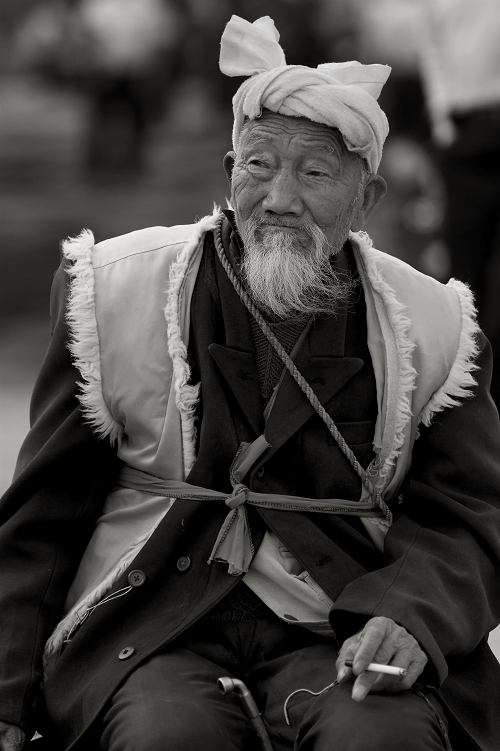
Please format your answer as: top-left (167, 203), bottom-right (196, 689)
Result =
top-left (237, 110), bottom-right (349, 158)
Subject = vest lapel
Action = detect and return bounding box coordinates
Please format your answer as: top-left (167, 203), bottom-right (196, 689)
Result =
top-left (206, 229), bottom-right (364, 457)
top-left (209, 343), bottom-right (263, 437)
top-left (208, 307), bottom-right (365, 453)
top-left (206, 243), bottom-right (265, 438)
top-left (260, 312), bottom-right (364, 463)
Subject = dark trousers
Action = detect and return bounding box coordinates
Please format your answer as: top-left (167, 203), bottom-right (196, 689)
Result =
top-left (99, 616), bottom-right (450, 751)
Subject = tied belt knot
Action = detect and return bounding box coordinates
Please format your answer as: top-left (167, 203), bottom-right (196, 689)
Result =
top-left (227, 483), bottom-right (249, 509)
top-left (209, 483), bottom-right (253, 576)
top-left (118, 434), bottom-right (390, 577)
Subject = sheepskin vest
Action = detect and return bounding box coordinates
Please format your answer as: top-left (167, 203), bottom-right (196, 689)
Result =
top-left (45, 209), bottom-right (479, 658)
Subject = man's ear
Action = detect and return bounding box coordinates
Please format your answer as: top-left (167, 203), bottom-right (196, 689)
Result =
top-left (223, 151), bottom-right (235, 187)
top-left (350, 174), bottom-right (387, 232)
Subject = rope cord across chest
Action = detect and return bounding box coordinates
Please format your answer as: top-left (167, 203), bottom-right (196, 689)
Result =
top-left (213, 216), bottom-right (391, 523)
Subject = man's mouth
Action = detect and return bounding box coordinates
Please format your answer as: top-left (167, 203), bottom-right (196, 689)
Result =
top-left (262, 225), bottom-right (299, 231)
top-left (258, 223), bottom-right (309, 236)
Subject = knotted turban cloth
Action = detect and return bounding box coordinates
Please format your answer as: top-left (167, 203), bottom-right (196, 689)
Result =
top-left (220, 15), bottom-right (391, 173)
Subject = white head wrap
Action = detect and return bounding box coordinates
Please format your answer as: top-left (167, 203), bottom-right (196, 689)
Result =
top-left (220, 15), bottom-right (391, 173)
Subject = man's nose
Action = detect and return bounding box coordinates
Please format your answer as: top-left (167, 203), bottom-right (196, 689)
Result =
top-left (261, 170), bottom-right (303, 215)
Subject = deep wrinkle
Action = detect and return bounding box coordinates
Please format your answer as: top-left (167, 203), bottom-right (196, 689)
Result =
top-left (237, 128), bottom-right (347, 181)
top-left (239, 132), bottom-right (345, 176)
top-left (238, 113), bottom-right (350, 168)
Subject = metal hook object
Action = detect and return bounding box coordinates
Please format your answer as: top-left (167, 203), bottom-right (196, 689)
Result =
top-left (283, 680), bottom-right (338, 726)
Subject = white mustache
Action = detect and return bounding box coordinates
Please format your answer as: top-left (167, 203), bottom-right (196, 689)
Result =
top-left (246, 215), bottom-right (320, 235)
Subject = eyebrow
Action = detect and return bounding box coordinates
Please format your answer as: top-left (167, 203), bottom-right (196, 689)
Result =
top-left (241, 133), bottom-right (270, 149)
top-left (305, 143), bottom-right (340, 157)
top-left (242, 132), bottom-right (343, 157)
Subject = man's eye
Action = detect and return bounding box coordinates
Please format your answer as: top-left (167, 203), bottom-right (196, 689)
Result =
top-left (307, 169), bottom-right (329, 178)
top-left (247, 158), bottom-right (268, 168)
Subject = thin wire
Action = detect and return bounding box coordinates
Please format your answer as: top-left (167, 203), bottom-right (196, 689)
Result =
top-left (283, 681), bottom-right (338, 726)
top-left (64, 586), bottom-right (133, 643)
top-left (213, 217), bottom-right (392, 522)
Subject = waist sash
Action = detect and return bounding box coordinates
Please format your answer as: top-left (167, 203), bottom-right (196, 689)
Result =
top-left (118, 435), bottom-right (384, 575)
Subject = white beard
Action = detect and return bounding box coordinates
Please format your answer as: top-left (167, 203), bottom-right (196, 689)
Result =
top-left (238, 215), bottom-right (355, 319)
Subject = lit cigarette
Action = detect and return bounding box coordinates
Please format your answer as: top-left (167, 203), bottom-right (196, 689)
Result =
top-left (345, 660), bottom-right (407, 677)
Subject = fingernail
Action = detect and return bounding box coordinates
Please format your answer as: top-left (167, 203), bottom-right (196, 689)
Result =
top-left (337, 666), bottom-right (347, 682)
top-left (352, 685), bottom-right (367, 702)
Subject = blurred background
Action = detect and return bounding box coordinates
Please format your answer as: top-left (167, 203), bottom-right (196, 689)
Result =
top-left (0, 0), bottom-right (499, 654)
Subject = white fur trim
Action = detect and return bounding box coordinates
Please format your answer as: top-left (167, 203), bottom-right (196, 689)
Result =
top-left (419, 279), bottom-right (480, 427)
top-left (351, 232), bottom-right (418, 483)
top-left (63, 230), bottom-right (124, 444)
top-left (45, 214), bottom-right (223, 662)
top-left (164, 207), bottom-right (223, 477)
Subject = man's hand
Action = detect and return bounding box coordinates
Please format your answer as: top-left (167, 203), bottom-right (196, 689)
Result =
top-left (336, 616), bottom-right (428, 702)
top-left (0, 721), bottom-right (25, 751)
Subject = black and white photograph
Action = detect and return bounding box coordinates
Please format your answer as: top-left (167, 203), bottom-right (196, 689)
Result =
top-left (0, 1), bottom-right (499, 750)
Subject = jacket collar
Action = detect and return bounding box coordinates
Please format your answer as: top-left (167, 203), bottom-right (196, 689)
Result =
top-left (208, 220), bottom-right (364, 457)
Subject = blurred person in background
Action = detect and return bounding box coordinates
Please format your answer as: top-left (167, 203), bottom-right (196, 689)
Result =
top-left (342, 0), bottom-right (449, 279)
top-left (417, 0), bottom-right (500, 405)
top-left (0, 13), bottom-right (500, 751)
top-left (186, 0), bottom-right (327, 110)
top-left (14, 0), bottom-right (189, 179)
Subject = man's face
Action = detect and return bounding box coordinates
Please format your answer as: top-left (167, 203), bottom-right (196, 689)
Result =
top-left (223, 111), bottom-right (385, 318)
top-left (229, 111), bottom-right (368, 252)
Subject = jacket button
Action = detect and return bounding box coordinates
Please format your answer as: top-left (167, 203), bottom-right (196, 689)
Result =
top-left (176, 556), bottom-right (191, 572)
top-left (128, 570), bottom-right (146, 587)
top-left (257, 467), bottom-right (265, 479)
top-left (118, 646), bottom-right (135, 660)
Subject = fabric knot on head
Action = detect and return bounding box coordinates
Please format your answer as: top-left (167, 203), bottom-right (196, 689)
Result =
top-left (220, 15), bottom-right (391, 173)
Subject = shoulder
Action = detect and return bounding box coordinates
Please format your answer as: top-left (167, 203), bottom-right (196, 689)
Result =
top-left (61, 224), bottom-right (200, 269)
top-left (350, 231), bottom-right (464, 320)
top-left (351, 231), bottom-right (449, 292)
top-left (61, 208), bottom-right (223, 272)
top-left (350, 231), bottom-right (481, 425)
top-left (92, 224), bottom-right (200, 269)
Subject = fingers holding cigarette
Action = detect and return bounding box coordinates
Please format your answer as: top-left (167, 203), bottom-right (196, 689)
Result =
top-left (336, 616), bottom-right (428, 702)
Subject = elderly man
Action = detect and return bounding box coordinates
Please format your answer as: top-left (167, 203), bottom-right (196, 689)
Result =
top-left (1, 14), bottom-right (500, 751)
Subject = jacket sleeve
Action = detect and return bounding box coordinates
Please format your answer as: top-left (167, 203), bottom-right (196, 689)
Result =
top-left (0, 261), bottom-right (119, 734)
top-left (330, 332), bottom-right (500, 686)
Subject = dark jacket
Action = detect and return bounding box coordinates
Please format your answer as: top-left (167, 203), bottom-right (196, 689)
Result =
top-left (1, 234), bottom-right (500, 750)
